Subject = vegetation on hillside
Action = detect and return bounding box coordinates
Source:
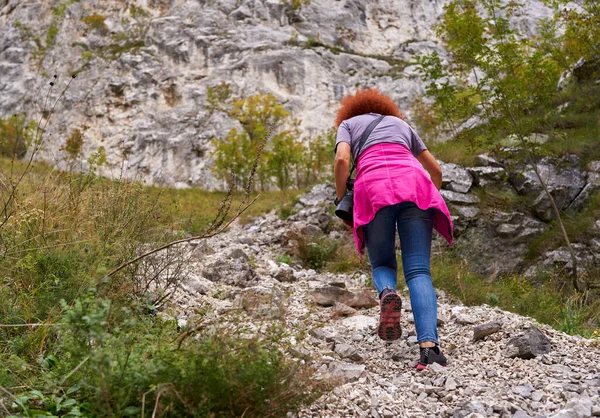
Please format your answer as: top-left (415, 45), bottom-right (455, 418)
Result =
top-left (410, 0), bottom-right (600, 333)
top-left (0, 152), bottom-right (322, 417)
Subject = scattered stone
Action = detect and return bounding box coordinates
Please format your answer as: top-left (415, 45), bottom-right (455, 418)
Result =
top-left (289, 345), bottom-right (311, 360)
top-left (310, 326), bottom-right (339, 342)
top-left (445, 376), bottom-right (458, 391)
top-left (549, 397), bottom-right (594, 418)
top-left (298, 184), bottom-right (336, 207)
top-left (236, 285), bottom-right (284, 318)
top-left (310, 286), bottom-right (377, 308)
top-left (333, 343), bottom-right (364, 362)
top-left (337, 315), bottom-right (377, 333)
top-left (331, 301), bottom-right (357, 317)
top-left (274, 265), bottom-right (296, 282)
top-left (532, 391), bottom-right (544, 402)
top-left (473, 321), bottom-right (503, 342)
top-left (202, 254), bottom-right (257, 287)
top-left (512, 383), bottom-right (534, 398)
top-left (453, 400), bottom-right (487, 418)
top-left (513, 411), bottom-right (532, 418)
top-left (328, 362), bottom-right (366, 383)
top-left (504, 327), bottom-right (552, 359)
top-left (429, 362), bottom-right (445, 374)
top-left (456, 314), bottom-right (478, 325)
top-left (184, 275), bottom-right (211, 295)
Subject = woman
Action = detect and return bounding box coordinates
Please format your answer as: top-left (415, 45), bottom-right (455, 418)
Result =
top-left (333, 89), bottom-right (453, 370)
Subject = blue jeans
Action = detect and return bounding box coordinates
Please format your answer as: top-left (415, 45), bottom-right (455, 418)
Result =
top-left (363, 202), bottom-right (438, 345)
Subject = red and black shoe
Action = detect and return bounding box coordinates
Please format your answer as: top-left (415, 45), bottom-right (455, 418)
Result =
top-left (416, 346), bottom-right (447, 371)
top-left (377, 291), bottom-right (402, 341)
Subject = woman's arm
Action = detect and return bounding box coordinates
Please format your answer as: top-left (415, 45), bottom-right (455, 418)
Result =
top-left (334, 142), bottom-right (351, 200)
top-left (417, 150), bottom-right (443, 190)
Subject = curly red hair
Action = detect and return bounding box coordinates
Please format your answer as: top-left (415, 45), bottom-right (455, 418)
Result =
top-left (335, 88), bottom-right (404, 127)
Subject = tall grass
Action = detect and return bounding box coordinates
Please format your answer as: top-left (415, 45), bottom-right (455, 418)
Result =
top-left (429, 252), bottom-right (600, 337)
top-left (0, 157), bottom-right (322, 417)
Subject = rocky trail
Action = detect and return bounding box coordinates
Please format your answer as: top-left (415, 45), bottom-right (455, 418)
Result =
top-left (167, 185), bottom-right (600, 418)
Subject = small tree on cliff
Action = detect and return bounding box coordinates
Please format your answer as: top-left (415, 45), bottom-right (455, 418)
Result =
top-left (211, 87), bottom-right (335, 191)
top-left (212, 92), bottom-right (305, 191)
top-left (415, 0), bottom-right (591, 289)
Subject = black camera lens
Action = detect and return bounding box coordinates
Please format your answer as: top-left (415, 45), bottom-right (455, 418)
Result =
top-left (335, 190), bottom-right (354, 222)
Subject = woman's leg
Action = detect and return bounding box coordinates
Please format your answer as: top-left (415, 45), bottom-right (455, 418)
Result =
top-left (363, 205), bottom-right (399, 297)
top-left (396, 203), bottom-right (439, 345)
top-left (363, 204), bottom-right (403, 341)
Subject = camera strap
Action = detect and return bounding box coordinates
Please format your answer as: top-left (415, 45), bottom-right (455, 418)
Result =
top-left (349, 114), bottom-right (386, 178)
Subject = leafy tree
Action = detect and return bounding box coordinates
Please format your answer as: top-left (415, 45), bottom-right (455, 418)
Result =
top-left (414, 0), bottom-right (590, 288)
top-left (212, 129), bottom-right (254, 190)
top-left (543, 0), bottom-right (600, 66)
top-left (269, 128), bottom-right (304, 190)
top-left (212, 92), bottom-right (310, 191)
top-left (297, 129), bottom-right (336, 187)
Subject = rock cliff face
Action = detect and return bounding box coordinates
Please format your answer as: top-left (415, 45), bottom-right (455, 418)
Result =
top-left (439, 153), bottom-right (600, 277)
top-left (0, 0), bottom-right (551, 188)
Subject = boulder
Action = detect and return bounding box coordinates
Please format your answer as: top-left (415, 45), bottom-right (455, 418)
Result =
top-left (440, 190), bottom-right (480, 205)
top-left (476, 154), bottom-right (503, 168)
top-left (468, 166), bottom-right (507, 187)
top-left (504, 327), bottom-right (551, 359)
top-left (440, 162), bottom-right (474, 193)
top-left (568, 172), bottom-right (600, 212)
top-left (508, 155), bottom-right (586, 221)
top-left (534, 243), bottom-right (597, 275)
top-left (455, 211), bottom-right (547, 277)
top-left (588, 161), bottom-right (600, 173)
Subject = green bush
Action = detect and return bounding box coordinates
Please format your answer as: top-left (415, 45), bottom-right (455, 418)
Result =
top-left (3, 290), bottom-right (321, 417)
top-left (0, 114), bottom-right (34, 159)
top-left (83, 13), bottom-right (108, 34)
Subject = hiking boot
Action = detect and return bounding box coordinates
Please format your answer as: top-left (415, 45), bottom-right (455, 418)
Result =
top-left (416, 346), bottom-right (447, 371)
top-left (377, 291), bottom-right (402, 341)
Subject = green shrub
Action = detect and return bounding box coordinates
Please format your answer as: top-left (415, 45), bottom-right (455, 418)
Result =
top-left (276, 254), bottom-right (293, 265)
top-left (0, 114), bottom-right (34, 159)
top-left (83, 13), bottom-right (108, 34)
top-left (4, 291), bottom-right (321, 417)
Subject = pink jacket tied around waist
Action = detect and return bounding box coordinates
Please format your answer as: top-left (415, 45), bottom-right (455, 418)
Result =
top-left (352, 143), bottom-right (454, 254)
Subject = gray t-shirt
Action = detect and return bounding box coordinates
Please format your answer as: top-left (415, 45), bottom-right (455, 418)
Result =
top-left (335, 113), bottom-right (427, 161)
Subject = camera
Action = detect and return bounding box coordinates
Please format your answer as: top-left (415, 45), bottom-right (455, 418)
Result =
top-left (335, 178), bottom-right (354, 223)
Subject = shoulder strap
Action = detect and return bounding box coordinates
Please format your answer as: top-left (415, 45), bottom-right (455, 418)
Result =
top-left (349, 114), bottom-right (385, 177)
